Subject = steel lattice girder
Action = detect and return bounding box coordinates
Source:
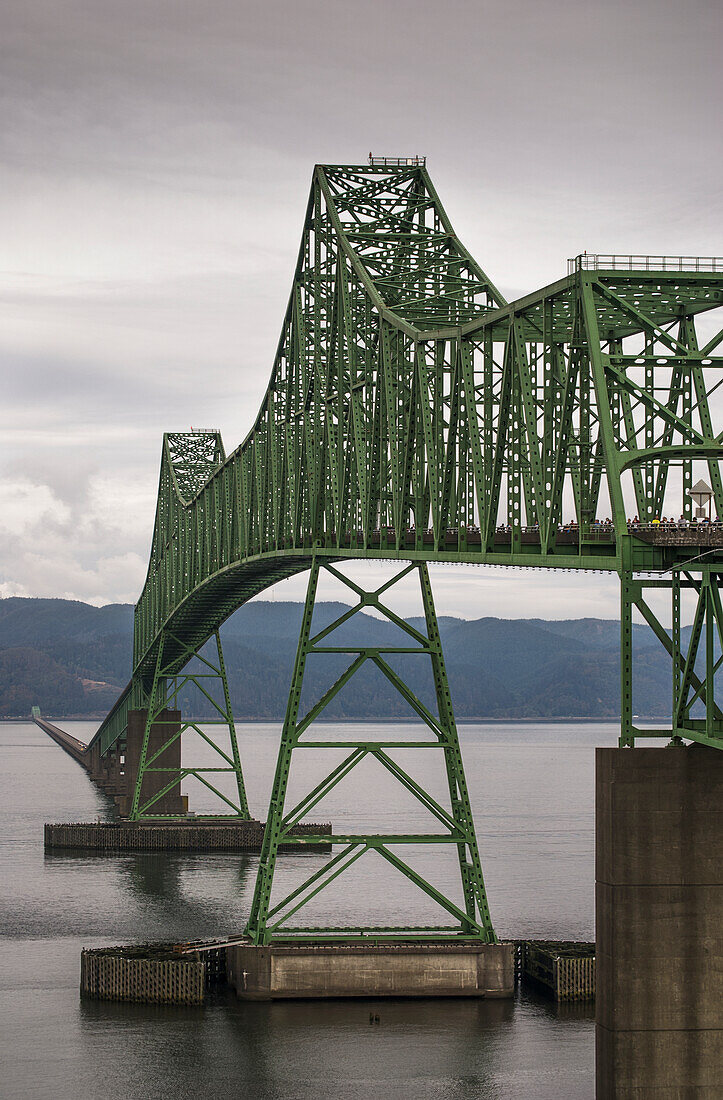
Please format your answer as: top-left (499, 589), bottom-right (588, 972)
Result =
top-left (90, 164), bottom-right (723, 757)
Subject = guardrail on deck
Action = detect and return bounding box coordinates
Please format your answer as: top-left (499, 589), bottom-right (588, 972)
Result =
top-left (568, 254), bottom-right (722, 274)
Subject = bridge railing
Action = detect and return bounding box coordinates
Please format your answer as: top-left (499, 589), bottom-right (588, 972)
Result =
top-left (568, 254), bottom-right (723, 274)
top-left (307, 524), bottom-right (723, 551)
top-left (368, 155), bottom-right (426, 167)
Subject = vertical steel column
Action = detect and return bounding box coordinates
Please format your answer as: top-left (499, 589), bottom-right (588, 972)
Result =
top-left (619, 571), bottom-right (634, 747)
top-left (418, 562), bottom-right (494, 934)
top-left (705, 571), bottom-right (715, 740)
top-left (672, 570), bottom-right (681, 726)
top-left (246, 560), bottom-right (320, 943)
top-left (215, 630), bottom-right (249, 818)
top-left (130, 635), bottom-right (166, 818)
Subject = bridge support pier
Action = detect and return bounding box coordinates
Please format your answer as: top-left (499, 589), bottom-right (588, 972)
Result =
top-left (87, 742), bottom-right (125, 801)
top-left (129, 629), bottom-right (249, 821)
top-left (117, 710), bottom-right (187, 817)
top-left (596, 745), bottom-right (723, 1097)
top-left (227, 941), bottom-right (514, 1000)
top-left (245, 558), bottom-right (496, 950)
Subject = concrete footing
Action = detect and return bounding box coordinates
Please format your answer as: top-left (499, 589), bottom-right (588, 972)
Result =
top-left (596, 745), bottom-right (723, 1097)
top-left (226, 941), bottom-right (515, 1000)
top-left (79, 937), bottom-right (592, 1005)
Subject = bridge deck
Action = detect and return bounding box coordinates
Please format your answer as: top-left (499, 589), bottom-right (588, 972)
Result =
top-left (34, 717), bottom-right (89, 767)
top-left (288, 526), bottom-right (723, 555)
top-left (271, 531), bottom-right (616, 551)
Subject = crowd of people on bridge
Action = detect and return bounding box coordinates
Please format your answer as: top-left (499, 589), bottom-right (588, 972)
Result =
top-left (490, 515), bottom-right (722, 534)
top-left (625, 515), bottom-right (721, 529)
top-left (362, 515), bottom-right (722, 539)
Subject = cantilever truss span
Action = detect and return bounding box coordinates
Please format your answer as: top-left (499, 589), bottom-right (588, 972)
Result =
top-left (84, 161), bottom-right (723, 941)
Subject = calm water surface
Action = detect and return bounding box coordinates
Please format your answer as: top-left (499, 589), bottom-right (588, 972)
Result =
top-left (0, 720), bottom-right (613, 1099)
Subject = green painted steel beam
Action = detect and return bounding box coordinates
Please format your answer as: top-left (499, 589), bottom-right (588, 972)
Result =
top-left (244, 560), bottom-right (497, 944)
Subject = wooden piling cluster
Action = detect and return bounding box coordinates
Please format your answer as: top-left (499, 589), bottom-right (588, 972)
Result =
top-left (45, 820), bottom-right (331, 851)
top-left (516, 940), bottom-right (595, 1001)
top-left (80, 945), bottom-right (205, 1005)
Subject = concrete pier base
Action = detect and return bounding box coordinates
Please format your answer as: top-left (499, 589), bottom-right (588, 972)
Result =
top-left (596, 746), bottom-right (723, 1098)
top-left (226, 941), bottom-right (515, 1000)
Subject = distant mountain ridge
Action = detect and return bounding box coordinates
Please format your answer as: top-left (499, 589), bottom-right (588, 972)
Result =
top-left (0, 596), bottom-right (677, 720)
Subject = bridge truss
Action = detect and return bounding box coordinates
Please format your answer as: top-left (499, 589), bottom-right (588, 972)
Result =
top-left (88, 162), bottom-right (723, 943)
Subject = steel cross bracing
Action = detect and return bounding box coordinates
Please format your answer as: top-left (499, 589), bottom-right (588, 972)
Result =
top-left (89, 163), bottom-right (723, 793)
top-left (130, 629), bottom-right (250, 821)
top-left (245, 560), bottom-right (496, 944)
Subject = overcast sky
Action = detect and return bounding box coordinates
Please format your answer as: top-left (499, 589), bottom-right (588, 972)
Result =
top-left (1, 0), bottom-right (721, 619)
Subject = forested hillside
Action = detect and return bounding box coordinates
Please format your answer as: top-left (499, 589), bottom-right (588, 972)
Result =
top-left (0, 596), bottom-right (676, 720)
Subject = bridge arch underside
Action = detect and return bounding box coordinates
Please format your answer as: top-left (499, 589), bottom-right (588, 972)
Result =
top-left (91, 531), bottom-right (723, 757)
top-left (138, 544), bottom-right (624, 684)
top-left (150, 532), bottom-right (723, 667)
top-left (136, 555), bottom-right (313, 682)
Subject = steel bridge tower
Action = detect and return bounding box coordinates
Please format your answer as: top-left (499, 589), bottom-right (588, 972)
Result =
top-left (78, 159), bottom-right (722, 946)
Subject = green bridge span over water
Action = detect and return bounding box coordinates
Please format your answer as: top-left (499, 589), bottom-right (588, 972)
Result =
top-left (81, 160), bottom-right (723, 945)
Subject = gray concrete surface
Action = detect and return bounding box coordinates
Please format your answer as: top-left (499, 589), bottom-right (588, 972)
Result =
top-left (227, 941), bottom-right (515, 1000)
top-left (596, 745), bottom-right (723, 1098)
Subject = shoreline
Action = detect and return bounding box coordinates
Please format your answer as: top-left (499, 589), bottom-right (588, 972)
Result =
top-left (5, 714), bottom-right (657, 724)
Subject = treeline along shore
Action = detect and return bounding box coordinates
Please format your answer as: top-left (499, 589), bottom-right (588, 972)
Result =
top-left (0, 596), bottom-right (693, 721)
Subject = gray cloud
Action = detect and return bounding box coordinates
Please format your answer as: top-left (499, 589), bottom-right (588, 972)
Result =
top-left (1, 0), bottom-right (720, 614)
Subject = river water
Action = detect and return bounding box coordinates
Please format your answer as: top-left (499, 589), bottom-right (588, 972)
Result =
top-left (0, 719), bottom-right (613, 1099)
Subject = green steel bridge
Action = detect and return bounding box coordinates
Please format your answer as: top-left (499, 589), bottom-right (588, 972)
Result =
top-left (83, 159), bottom-right (722, 945)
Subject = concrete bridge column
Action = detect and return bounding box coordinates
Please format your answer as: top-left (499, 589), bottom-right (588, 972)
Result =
top-left (102, 749), bottom-right (121, 794)
top-left (88, 743), bottom-right (117, 792)
top-left (87, 743), bottom-right (102, 780)
top-left (114, 709), bottom-right (187, 818)
top-left (97, 748), bottom-right (123, 797)
top-left (596, 746), bottom-right (723, 1097)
